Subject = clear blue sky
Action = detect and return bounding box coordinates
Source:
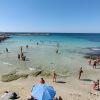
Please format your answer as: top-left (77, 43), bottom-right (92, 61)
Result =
top-left (0, 0), bottom-right (100, 33)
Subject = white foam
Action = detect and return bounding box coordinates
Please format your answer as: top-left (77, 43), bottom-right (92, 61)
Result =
top-left (92, 48), bottom-right (100, 51)
top-left (2, 62), bottom-right (12, 65)
top-left (29, 67), bottom-right (35, 71)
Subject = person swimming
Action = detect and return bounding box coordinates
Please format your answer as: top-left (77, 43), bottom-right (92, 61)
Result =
top-left (37, 42), bottom-right (39, 45)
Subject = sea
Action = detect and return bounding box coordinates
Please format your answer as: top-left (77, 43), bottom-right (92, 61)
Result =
top-left (0, 33), bottom-right (100, 74)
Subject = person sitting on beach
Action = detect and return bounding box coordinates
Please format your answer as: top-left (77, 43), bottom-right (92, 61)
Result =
top-left (93, 60), bottom-right (97, 68)
top-left (53, 96), bottom-right (63, 100)
top-left (78, 67), bottom-right (83, 80)
top-left (53, 97), bottom-right (58, 100)
top-left (58, 96), bottom-right (63, 100)
top-left (39, 78), bottom-right (45, 84)
top-left (53, 71), bottom-right (57, 82)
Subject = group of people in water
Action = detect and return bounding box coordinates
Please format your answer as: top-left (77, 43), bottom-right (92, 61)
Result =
top-left (4, 42), bottom-right (100, 99)
top-left (17, 46), bottom-right (26, 61)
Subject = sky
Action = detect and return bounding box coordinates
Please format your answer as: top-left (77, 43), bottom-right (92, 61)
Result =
top-left (0, 0), bottom-right (100, 33)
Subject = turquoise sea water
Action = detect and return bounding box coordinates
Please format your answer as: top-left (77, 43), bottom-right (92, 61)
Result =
top-left (0, 33), bottom-right (100, 74)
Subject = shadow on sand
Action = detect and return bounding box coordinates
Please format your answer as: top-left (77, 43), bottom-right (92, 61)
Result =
top-left (80, 79), bottom-right (93, 82)
top-left (96, 88), bottom-right (100, 91)
top-left (96, 67), bottom-right (100, 69)
top-left (56, 81), bottom-right (66, 83)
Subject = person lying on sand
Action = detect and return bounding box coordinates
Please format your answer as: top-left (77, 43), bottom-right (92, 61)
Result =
top-left (0, 91), bottom-right (19, 100)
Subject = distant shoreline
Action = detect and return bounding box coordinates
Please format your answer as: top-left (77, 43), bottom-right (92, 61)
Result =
top-left (0, 35), bottom-right (10, 42)
top-left (0, 32), bottom-right (100, 36)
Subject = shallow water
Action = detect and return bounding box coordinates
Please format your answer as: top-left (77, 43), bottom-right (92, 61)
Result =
top-left (0, 33), bottom-right (100, 74)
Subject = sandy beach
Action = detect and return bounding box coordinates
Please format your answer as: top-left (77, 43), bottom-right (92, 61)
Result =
top-left (0, 64), bottom-right (100, 100)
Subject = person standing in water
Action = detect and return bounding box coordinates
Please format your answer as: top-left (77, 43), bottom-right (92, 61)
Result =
top-left (26, 45), bottom-right (28, 48)
top-left (37, 42), bottom-right (39, 45)
top-left (57, 42), bottom-right (59, 48)
top-left (93, 60), bottom-right (97, 69)
top-left (56, 49), bottom-right (59, 54)
top-left (78, 67), bottom-right (83, 80)
top-left (18, 54), bottom-right (20, 59)
top-left (6, 48), bottom-right (8, 52)
top-left (88, 57), bottom-right (92, 65)
top-left (20, 46), bottom-right (23, 52)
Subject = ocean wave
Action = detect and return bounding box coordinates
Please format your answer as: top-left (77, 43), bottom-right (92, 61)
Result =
top-left (1, 61), bottom-right (12, 65)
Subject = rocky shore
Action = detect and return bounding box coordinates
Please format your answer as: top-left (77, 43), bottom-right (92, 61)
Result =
top-left (84, 47), bottom-right (100, 59)
top-left (0, 35), bottom-right (10, 42)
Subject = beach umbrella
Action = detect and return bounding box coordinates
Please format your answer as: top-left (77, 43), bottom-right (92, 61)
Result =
top-left (31, 83), bottom-right (56, 100)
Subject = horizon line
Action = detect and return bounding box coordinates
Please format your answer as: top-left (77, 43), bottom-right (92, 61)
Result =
top-left (0, 32), bottom-right (100, 34)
